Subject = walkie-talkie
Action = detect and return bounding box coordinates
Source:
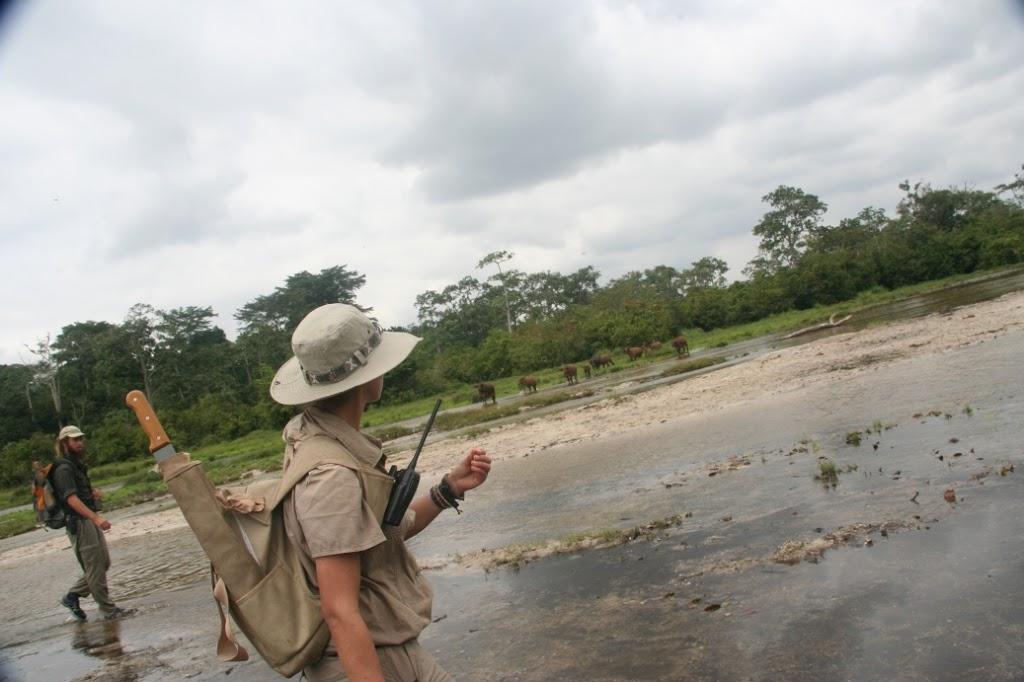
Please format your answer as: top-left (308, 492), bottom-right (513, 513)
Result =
top-left (383, 399), bottom-right (442, 526)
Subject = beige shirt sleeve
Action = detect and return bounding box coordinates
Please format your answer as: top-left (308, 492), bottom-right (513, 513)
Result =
top-left (293, 463), bottom-right (386, 558)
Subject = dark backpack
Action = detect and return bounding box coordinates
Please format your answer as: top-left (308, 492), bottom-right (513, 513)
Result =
top-left (40, 462), bottom-right (68, 530)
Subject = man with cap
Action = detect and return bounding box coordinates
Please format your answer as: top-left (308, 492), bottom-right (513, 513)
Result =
top-left (52, 425), bottom-right (131, 621)
top-left (271, 303), bottom-right (492, 682)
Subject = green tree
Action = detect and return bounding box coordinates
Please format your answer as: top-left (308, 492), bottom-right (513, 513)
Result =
top-left (682, 257), bottom-right (729, 291)
top-left (748, 186), bottom-right (828, 275)
top-left (995, 164), bottom-right (1024, 206)
top-left (476, 250), bottom-right (515, 333)
top-left (26, 334), bottom-right (63, 426)
top-left (122, 303), bottom-right (159, 402)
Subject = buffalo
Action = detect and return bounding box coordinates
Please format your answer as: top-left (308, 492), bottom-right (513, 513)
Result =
top-left (583, 363), bottom-right (592, 380)
top-left (646, 340), bottom-right (662, 351)
top-left (672, 336), bottom-right (690, 358)
top-left (625, 346), bottom-right (645, 361)
top-left (475, 382), bottom-right (497, 405)
top-left (590, 353), bottom-right (614, 371)
top-left (562, 364), bottom-right (578, 385)
top-left (518, 376), bottom-right (538, 394)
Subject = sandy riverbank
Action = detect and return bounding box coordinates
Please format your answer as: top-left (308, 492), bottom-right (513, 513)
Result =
top-left (411, 289), bottom-right (1024, 473)
top-left (4, 289), bottom-right (1022, 565)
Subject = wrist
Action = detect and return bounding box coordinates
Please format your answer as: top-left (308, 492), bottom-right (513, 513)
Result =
top-left (441, 473), bottom-right (465, 500)
top-left (431, 474), bottom-right (464, 514)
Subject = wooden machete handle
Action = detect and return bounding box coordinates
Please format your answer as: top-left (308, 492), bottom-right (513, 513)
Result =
top-left (125, 390), bottom-right (172, 453)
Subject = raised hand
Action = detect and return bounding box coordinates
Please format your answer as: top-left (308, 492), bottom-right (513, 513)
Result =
top-left (447, 449), bottom-right (491, 496)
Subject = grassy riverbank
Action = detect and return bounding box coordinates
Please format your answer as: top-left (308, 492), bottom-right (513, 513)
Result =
top-left (1, 265), bottom-right (1020, 540)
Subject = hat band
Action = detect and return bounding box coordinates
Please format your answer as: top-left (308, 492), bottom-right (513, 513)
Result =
top-left (300, 325), bottom-right (383, 386)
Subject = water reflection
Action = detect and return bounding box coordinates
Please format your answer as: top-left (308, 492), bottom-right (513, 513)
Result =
top-left (71, 620), bottom-right (137, 682)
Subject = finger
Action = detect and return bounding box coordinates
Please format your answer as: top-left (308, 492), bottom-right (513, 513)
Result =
top-left (471, 461), bottom-right (491, 471)
top-left (470, 448), bottom-right (486, 456)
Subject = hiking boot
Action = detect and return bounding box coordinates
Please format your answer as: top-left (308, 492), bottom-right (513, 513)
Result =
top-left (101, 606), bottom-right (136, 621)
top-left (60, 593), bottom-right (87, 622)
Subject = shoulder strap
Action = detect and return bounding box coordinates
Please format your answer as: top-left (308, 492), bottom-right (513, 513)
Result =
top-left (271, 435), bottom-right (363, 508)
top-left (46, 460), bottom-right (70, 492)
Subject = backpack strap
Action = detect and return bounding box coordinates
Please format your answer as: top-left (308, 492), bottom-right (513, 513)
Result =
top-left (271, 434), bottom-right (363, 509)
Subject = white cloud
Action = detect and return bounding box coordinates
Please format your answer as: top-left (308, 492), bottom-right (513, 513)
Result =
top-left (1, 0), bottom-right (1022, 362)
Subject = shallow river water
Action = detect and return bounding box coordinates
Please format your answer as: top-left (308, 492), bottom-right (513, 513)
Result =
top-left (1, 292), bottom-right (1023, 680)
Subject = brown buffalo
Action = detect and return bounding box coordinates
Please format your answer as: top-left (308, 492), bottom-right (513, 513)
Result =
top-left (646, 340), bottom-right (662, 351)
top-left (475, 382), bottom-right (497, 405)
top-left (625, 346), bottom-right (645, 361)
top-left (562, 364), bottom-right (578, 385)
top-left (583, 363), bottom-right (592, 380)
top-left (590, 353), bottom-right (614, 371)
top-left (518, 376), bottom-right (538, 394)
top-left (672, 336), bottom-right (690, 358)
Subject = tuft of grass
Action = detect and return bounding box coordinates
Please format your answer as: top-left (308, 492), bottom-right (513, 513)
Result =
top-left (963, 404), bottom-right (974, 417)
top-left (434, 404), bottom-right (522, 432)
top-left (845, 431), bottom-right (862, 446)
top-left (871, 419), bottom-right (884, 434)
top-left (434, 390), bottom-right (594, 433)
top-left (660, 356), bottom-right (726, 378)
top-left (0, 488), bottom-right (28, 509)
top-left (368, 424), bottom-right (416, 442)
top-left (103, 480), bottom-right (167, 509)
top-left (523, 390), bottom-right (593, 409)
top-left (0, 510), bottom-right (39, 539)
top-left (816, 458), bottom-right (838, 482)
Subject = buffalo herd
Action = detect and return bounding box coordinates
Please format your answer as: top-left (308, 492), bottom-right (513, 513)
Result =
top-left (474, 335), bottom-right (692, 405)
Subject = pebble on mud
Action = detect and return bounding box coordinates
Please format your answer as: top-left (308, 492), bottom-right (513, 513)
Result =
top-left (944, 489), bottom-right (957, 503)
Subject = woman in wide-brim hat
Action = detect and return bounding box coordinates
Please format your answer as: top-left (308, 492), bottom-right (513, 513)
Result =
top-left (271, 303), bottom-right (491, 682)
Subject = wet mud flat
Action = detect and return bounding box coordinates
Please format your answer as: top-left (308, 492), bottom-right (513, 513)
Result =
top-left (418, 330), bottom-right (1024, 680)
top-left (2, 328), bottom-right (1024, 681)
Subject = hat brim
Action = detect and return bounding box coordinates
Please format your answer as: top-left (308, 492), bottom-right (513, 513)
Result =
top-left (270, 331), bottom-right (421, 406)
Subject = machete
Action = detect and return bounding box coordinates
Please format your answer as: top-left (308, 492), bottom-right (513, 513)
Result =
top-left (125, 390), bottom-right (176, 461)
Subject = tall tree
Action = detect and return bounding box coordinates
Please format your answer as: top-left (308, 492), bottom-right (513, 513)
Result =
top-left (995, 164), bottom-right (1024, 206)
top-left (155, 306), bottom-right (229, 406)
top-left (748, 186), bottom-right (828, 275)
top-left (122, 303), bottom-right (158, 402)
top-left (476, 250), bottom-right (515, 333)
top-left (26, 334), bottom-right (62, 426)
top-left (235, 265), bottom-right (367, 369)
top-left (683, 257), bottom-right (729, 291)
top-left (236, 265), bottom-right (367, 335)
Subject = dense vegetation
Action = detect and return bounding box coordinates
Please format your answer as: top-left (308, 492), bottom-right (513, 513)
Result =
top-left (1, 168), bottom-right (1022, 488)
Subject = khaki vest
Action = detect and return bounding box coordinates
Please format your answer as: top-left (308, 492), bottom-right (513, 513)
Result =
top-left (159, 435), bottom-right (394, 678)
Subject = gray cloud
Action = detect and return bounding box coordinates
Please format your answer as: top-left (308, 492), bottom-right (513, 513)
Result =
top-left (375, 1), bottom-right (1023, 202)
top-left (1, 1), bottom-right (1023, 362)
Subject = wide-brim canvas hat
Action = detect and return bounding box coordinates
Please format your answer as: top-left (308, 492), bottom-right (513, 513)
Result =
top-left (58, 425), bottom-right (85, 440)
top-left (270, 303), bottom-right (420, 406)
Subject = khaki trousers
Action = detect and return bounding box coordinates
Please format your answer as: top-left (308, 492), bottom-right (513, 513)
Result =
top-left (67, 518), bottom-right (115, 613)
top-left (304, 639), bottom-right (452, 682)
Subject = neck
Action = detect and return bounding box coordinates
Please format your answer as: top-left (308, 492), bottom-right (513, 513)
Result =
top-left (331, 391), bottom-right (365, 430)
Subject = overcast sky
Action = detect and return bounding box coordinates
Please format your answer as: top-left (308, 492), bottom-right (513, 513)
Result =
top-left (1, 0), bottom-right (1023, 364)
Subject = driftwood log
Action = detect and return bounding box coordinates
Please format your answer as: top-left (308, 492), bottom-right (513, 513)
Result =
top-left (783, 313), bottom-right (853, 339)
